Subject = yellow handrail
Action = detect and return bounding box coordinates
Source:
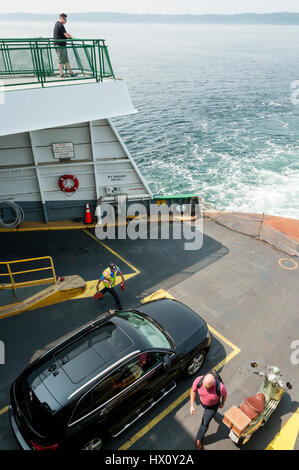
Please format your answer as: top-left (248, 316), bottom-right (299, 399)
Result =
top-left (0, 266), bottom-right (53, 277)
top-left (0, 256), bottom-right (57, 295)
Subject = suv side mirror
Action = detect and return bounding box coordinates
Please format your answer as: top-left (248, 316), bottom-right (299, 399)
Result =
top-left (163, 355), bottom-right (171, 370)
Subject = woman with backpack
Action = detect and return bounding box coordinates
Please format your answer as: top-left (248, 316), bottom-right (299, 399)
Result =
top-left (190, 373), bottom-right (227, 450)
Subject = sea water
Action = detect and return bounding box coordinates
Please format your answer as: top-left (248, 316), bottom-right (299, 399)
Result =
top-left (1, 21), bottom-right (299, 218)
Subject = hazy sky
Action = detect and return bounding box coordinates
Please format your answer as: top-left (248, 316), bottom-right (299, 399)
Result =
top-left (2, 1), bottom-right (299, 15)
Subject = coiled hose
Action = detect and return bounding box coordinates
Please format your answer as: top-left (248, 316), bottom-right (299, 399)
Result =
top-left (0, 201), bottom-right (24, 228)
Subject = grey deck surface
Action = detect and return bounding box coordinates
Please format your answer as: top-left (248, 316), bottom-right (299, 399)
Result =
top-left (0, 219), bottom-right (298, 451)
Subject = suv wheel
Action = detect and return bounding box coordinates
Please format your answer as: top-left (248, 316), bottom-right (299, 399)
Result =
top-left (81, 436), bottom-right (103, 450)
top-left (184, 350), bottom-right (207, 377)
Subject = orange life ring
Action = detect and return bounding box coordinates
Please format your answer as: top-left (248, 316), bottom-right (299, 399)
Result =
top-left (58, 174), bottom-right (79, 193)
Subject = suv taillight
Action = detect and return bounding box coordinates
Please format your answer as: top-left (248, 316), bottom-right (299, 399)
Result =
top-left (30, 441), bottom-right (59, 450)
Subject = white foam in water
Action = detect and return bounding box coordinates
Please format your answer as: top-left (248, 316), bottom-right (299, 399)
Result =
top-left (202, 166), bottom-right (299, 219)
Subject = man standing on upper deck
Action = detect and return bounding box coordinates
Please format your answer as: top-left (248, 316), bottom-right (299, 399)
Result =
top-left (53, 13), bottom-right (76, 78)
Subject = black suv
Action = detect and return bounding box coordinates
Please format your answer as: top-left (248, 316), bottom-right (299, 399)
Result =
top-left (9, 298), bottom-right (211, 450)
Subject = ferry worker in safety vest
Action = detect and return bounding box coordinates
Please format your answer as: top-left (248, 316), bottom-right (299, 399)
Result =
top-left (96, 263), bottom-right (125, 310)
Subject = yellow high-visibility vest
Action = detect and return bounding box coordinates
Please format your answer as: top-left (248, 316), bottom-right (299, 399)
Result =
top-left (102, 268), bottom-right (117, 288)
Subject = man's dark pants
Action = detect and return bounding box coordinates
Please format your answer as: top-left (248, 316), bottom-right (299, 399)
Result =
top-left (101, 287), bottom-right (122, 308)
top-left (196, 401), bottom-right (220, 443)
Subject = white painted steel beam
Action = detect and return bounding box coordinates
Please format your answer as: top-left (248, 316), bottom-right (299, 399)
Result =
top-left (0, 80), bottom-right (136, 137)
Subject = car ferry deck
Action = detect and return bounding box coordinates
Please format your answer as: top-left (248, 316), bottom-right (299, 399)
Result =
top-left (0, 216), bottom-right (298, 451)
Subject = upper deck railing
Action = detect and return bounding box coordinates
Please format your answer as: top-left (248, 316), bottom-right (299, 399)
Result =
top-left (0, 38), bottom-right (115, 88)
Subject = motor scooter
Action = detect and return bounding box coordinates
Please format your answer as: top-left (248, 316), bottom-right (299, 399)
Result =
top-left (223, 362), bottom-right (292, 446)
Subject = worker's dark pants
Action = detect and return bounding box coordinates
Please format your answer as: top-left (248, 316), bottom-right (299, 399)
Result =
top-left (101, 287), bottom-right (122, 308)
top-left (196, 402), bottom-right (220, 443)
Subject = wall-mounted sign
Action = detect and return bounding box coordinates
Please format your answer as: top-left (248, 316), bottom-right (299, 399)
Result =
top-left (52, 143), bottom-right (75, 160)
top-left (106, 174), bottom-right (128, 183)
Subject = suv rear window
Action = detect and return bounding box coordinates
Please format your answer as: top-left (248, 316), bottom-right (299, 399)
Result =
top-left (15, 376), bottom-right (54, 435)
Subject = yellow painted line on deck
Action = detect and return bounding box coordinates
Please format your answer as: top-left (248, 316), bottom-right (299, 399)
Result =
top-left (83, 229), bottom-right (140, 275)
top-left (141, 289), bottom-right (175, 303)
top-left (119, 289), bottom-right (241, 450)
top-left (0, 406), bottom-right (9, 416)
top-left (119, 388), bottom-right (194, 451)
top-left (265, 407), bottom-right (299, 450)
top-left (207, 326), bottom-right (241, 372)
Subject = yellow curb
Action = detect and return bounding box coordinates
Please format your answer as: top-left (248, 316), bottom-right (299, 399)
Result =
top-left (265, 407), bottom-right (299, 450)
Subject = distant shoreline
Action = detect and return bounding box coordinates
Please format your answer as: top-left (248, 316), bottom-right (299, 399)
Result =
top-left (2, 12), bottom-right (299, 25)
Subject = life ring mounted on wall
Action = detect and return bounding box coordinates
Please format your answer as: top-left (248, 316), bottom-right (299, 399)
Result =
top-left (58, 174), bottom-right (79, 193)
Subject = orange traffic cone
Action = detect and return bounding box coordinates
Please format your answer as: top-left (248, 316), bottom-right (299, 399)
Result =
top-left (84, 202), bottom-right (93, 224)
